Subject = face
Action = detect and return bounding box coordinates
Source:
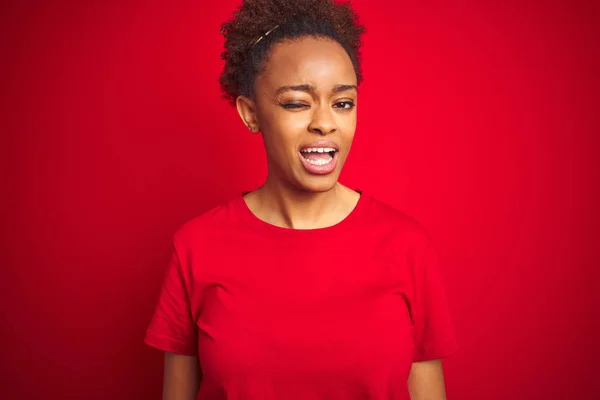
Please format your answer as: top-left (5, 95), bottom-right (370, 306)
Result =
top-left (237, 36), bottom-right (358, 193)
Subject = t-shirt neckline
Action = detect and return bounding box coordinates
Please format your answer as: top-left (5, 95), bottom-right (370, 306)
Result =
top-left (234, 190), bottom-right (370, 237)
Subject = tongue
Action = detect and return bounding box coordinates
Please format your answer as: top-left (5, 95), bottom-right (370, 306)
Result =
top-left (302, 152), bottom-right (332, 162)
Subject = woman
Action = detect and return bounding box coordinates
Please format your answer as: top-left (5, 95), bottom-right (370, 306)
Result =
top-left (145, 0), bottom-right (457, 399)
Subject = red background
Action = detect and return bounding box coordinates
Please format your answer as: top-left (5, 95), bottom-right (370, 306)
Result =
top-left (2, 0), bottom-right (599, 399)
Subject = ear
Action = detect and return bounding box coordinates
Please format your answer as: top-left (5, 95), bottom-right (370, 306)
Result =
top-left (236, 95), bottom-right (260, 133)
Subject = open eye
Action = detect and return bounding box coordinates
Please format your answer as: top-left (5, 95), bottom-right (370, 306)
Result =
top-left (333, 101), bottom-right (355, 110)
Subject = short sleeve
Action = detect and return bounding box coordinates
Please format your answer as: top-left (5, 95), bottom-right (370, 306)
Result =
top-left (144, 245), bottom-right (198, 356)
top-left (411, 242), bottom-right (458, 362)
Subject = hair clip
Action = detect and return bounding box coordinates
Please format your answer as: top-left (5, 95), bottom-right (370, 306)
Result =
top-left (251, 25), bottom-right (280, 46)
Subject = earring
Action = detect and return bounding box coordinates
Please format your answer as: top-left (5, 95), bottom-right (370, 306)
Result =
top-left (247, 125), bottom-right (253, 132)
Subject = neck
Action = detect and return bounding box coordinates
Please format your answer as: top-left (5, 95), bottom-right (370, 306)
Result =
top-left (247, 178), bottom-right (357, 230)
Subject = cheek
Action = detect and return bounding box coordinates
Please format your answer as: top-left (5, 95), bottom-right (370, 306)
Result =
top-left (348, 110), bottom-right (358, 128)
top-left (261, 131), bottom-right (302, 164)
top-left (264, 116), bottom-right (308, 152)
top-left (276, 112), bottom-right (310, 133)
top-left (339, 114), bottom-right (357, 143)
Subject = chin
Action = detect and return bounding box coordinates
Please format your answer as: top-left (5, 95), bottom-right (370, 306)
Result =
top-left (297, 175), bottom-right (340, 193)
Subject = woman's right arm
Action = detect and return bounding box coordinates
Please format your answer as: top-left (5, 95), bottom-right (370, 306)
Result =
top-left (163, 352), bottom-right (199, 400)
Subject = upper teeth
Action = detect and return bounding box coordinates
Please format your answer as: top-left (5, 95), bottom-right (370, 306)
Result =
top-left (301, 147), bottom-right (336, 153)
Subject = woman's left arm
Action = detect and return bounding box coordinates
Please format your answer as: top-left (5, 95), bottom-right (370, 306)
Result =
top-left (407, 359), bottom-right (448, 400)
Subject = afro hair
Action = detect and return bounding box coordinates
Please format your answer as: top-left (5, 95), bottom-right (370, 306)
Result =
top-left (219, 0), bottom-right (365, 105)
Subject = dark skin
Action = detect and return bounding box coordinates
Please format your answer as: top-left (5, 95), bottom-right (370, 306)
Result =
top-left (237, 36), bottom-right (360, 230)
top-left (162, 36), bottom-right (448, 400)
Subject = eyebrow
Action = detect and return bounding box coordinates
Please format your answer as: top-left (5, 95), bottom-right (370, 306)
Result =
top-left (275, 84), bottom-right (358, 96)
top-left (332, 84), bottom-right (358, 94)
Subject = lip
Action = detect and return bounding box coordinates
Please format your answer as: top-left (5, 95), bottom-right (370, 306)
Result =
top-left (298, 141), bottom-right (340, 175)
top-left (299, 140), bottom-right (340, 152)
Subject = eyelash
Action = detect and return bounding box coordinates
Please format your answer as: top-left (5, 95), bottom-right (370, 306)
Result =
top-left (334, 101), bottom-right (356, 110)
top-left (281, 101), bottom-right (356, 110)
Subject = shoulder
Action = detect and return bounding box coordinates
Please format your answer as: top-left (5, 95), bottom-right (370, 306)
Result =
top-left (171, 196), bottom-right (241, 250)
top-left (365, 195), bottom-right (433, 245)
top-left (364, 196), bottom-right (442, 279)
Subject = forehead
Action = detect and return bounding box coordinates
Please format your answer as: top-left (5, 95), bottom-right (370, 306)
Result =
top-left (257, 37), bottom-right (357, 91)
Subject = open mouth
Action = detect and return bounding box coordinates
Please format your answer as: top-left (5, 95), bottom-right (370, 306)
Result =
top-left (299, 147), bottom-right (337, 166)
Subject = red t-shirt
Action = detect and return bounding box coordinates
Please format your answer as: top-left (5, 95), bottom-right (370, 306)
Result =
top-left (145, 192), bottom-right (457, 399)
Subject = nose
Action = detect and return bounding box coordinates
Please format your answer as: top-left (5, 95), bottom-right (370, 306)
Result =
top-left (308, 103), bottom-right (337, 136)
